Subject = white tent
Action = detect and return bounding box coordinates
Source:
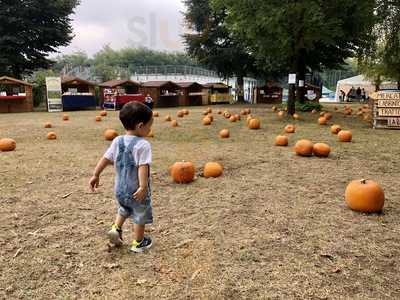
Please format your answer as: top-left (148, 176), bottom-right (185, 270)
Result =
top-left (335, 75), bottom-right (397, 102)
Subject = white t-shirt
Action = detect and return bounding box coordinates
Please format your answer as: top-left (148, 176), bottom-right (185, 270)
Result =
top-left (104, 135), bottom-right (152, 166)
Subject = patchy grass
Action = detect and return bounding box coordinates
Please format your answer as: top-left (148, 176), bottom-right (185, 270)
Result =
top-left (0, 104), bottom-right (399, 299)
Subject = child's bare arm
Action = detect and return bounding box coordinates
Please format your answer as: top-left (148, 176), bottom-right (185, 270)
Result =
top-left (133, 164), bottom-right (149, 201)
top-left (89, 157), bottom-right (112, 192)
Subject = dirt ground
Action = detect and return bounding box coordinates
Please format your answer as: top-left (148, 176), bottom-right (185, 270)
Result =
top-left (0, 104), bottom-right (399, 299)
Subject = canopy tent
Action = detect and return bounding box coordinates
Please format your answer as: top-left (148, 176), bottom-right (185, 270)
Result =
top-left (335, 75), bottom-right (397, 102)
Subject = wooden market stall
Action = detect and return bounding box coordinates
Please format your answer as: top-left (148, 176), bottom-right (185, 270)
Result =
top-left (176, 82), bottom-right (205, 106)
top-left (61, 76), bottom-right (97, 110)
top-left (140, 81), bottom-right (180, 108)
top-left (254, 81), bottom-right (283, 104)
top-left (0, 76), bottom-right (33, 113)
top-left (304, 83), bottom-right (322, 101)
top-left (203, 83), bottom-right (233, 104)
top-left (99, 79), bottom-right (144, 110)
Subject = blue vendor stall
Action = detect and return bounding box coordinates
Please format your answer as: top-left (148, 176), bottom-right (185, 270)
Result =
top-left (61, 76), bottom-right (97, 111)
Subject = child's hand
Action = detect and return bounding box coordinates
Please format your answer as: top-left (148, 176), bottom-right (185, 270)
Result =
top-left (133, 186), bottom-right (147, 202)
top-left (89, 175), bottom-right (100, 192)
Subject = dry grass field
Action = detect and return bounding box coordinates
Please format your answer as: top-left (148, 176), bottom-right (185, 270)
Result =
top-left (0, 104), bottom-right (399, 299)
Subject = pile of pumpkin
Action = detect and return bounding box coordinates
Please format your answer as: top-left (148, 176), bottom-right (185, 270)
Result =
top-left (170, 161), bottom-right (224, 183)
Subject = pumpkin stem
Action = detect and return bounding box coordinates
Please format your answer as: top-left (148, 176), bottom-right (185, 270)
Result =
top-left (360, 179), bottom-right (367, 184)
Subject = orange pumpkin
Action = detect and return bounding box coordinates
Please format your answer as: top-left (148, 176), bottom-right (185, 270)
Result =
top-left (95, 116), bottom-right (102, 122)
top-left (182, 109), bottom-right (189, 115)
top-left (324, 112), bottom-right (333, 120)
top-left (171, 120), bottom-right (179, 127)
top-left (275, 135), bottom-right (288, 146)
top-left (235, 114), bottom-right (241, 121)
top-left (345, 179), bottom-right (385, 213)
top-left (165, 115), bottom-right (172, 122)
top-left (153, 111), bottom-right (160, 117)
top-left (224, 112), bottom-right (231, 119)
top-left (0, 138), bottom-right (16, 152)
top-left (240, 109), bottom-right (247, 115)
top-left (207, 114), bottom-right (214, 122)
top-left (318, 117), bottom-right (328, 125)
top-left (338, 130), bottom-right (352, 142)
top-left (294, 139), bottom-right (314, 157)
top-left (219, 129), bottom-right (230, 138)
top-left (206, 107), bottom-right (212, 114)
top-left (104, 129), bottom-right (119, 141)
top-left (312, 143), bottom-right (331, 157)
top-left (277, 111), bottom-right (285, 118)
top-left (202, 117), bottom-right (212, 125)
top-left (284, 124), bottom-right (296, 133)
top-left (177, 110), bottom-right (185, 118)
top-left (203, 162), bottom-right (224, 178)
top-left (47, 132), bottom-right (57, 140)
top-left (292, 113), bottom-right (300, 120)
top-left (63, 114), bottom-right (69, 121)
top-left (330, 124), bottom-right (342, 134)
top-left (229, 115), bottom-right (236, 122)
top-left (170, 161), bottom-right (195, 184)
top-left (100, 111), bottom-right (107, 117)
top-left (248, 118), bottom-right (261, 129)
top-left (246, 115), bottom-right (253, 126)
top-left (44, 122), bottom-right (52, 128)
top-left (203, 111), bottom-right (208, 116)
top-left (245, 108), bottom-right (251, 114)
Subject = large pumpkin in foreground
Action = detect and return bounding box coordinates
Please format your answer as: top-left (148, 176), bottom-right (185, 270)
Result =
top-left (203, 162), bottom-right (224, 178)
top-left (170, 161), bottom-right (195, 183)
top-left (345, 179), bottom-right (385, 213)
top-left (0, 138), bottom-right (16, 152)
top-left (294, 139), bottom-right (314, 157)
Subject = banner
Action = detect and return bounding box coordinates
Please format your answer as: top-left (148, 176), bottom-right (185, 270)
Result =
top-left (45, 77), bottom-right (63, 112)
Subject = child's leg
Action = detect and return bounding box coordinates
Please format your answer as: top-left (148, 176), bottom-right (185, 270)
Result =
top-left (114, 214), bottom-right (126, 228)
top-left (133, 223), bottom-right (145, 242)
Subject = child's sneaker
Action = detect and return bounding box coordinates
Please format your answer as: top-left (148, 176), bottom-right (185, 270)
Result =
top-left (107, 224), bottom-right (123, 246)
top-left (129, 236), bottom-right (153, 253)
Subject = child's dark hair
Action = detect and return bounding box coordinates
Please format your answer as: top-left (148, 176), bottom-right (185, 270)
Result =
top-left (119, 101), bottom-right (153, 130)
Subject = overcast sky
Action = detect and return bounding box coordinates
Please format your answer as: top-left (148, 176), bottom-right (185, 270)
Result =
top-left (58, 0), bottom-right (187, 56)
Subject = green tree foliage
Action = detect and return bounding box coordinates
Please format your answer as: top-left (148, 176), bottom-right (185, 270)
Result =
top-left (0, 0), bottom-right (79, 78)
top-left (183, 0), bottom-right (262, 102)
top-left (212, 0), bottom-right (377, 113)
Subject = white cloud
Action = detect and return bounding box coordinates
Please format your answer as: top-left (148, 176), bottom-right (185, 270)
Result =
top-left (58, 0), bottom-right (187, 56)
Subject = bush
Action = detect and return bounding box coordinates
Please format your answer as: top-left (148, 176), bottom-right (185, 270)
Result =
top-left (281, 102), bottom-right (323, 112)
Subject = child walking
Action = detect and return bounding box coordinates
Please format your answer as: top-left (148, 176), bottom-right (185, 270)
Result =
top-left (89, 102), bottom-right (154, 253)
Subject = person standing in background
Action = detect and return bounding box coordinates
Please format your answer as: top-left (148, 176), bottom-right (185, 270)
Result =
top-left (144, 94), bottom-right (154, 110)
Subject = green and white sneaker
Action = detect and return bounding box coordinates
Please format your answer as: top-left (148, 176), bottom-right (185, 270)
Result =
top-left (129, 236), bottom-right (153, 253)
top-left (107, 224), bottom-right (123, 246)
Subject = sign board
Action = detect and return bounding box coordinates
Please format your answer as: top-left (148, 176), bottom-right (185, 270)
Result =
top-left (45, 77), bottom-right (63, 112)
top-left (288, 74), bottom-right (296, 84)
top-left (298, 80), bottom-right (304, 87)
top-left (371, 91), bottom-right (400, 129)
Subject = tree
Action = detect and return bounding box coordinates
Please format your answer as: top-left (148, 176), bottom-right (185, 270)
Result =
top-left (183, 0), bottom-right (263, 102)
top-left (0, 0), bottom-right (79, 78)
top-left (212, 0), bottom-right (377, 113)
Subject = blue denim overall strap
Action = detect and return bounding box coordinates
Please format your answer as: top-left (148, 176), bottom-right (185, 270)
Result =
top-left (115, 136), bottom-right (139, 203)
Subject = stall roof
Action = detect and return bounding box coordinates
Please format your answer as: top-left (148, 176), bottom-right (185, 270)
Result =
top-left (61, 76), bottom-right (97, 86)
top-left (141, 81), bottom-right (179, 88)
top-left (176, 82), bottom-right (204, 88)
top-left (0, 76), bottom-right (32, 86)
top-left (99, 79), bottom-right (141, 87)
top-left (203, 82), bottom-right (231, 89)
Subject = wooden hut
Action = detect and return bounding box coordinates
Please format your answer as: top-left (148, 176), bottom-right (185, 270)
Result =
top-left (176, 82), bottom-right (205, 106)
top-left (140, 81), bottom-right (180, 108)
top-left (61, 76), bottom-right (97, 110)
top-left (203, 83), bottom-right (233, 104)
top-left (0, 76), bottom-right (33, 113)
top-left (255, 81), bottom-right (283, 104)
top-left (99, 79), bottom-right (144, 110)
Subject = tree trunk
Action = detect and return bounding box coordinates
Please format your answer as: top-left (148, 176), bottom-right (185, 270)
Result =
top-left (288, 82), bottom-right (296, 115)
top-left (296, 49), bottom-right (306, 104)
top-left (397, 81), bottom-right (400, 90)
top-left (236, 76), bottom-right (245, 103)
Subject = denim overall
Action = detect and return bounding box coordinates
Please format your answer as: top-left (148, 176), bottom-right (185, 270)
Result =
top-left (115, 136), bottom-right (153, 225)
